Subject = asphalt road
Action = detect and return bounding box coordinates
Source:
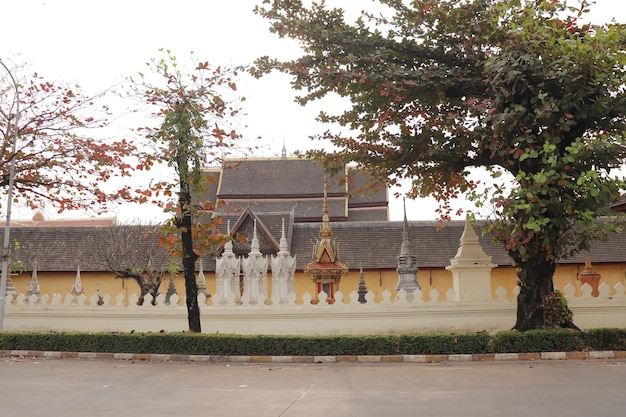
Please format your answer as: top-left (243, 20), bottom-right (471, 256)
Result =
top-left (1, 357), bottom-right (625, 417)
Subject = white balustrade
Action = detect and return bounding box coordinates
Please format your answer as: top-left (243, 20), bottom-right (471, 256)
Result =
top-left (4, 281), bottom-right (626, 334)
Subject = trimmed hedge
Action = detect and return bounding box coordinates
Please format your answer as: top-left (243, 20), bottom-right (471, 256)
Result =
top-left (490, 330), bottom-right (586, 353)
top-left (1, 329), bottom-right (625, 356)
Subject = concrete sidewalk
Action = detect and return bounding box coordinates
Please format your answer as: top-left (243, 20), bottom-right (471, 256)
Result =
top-left (2, 355), bottom-right (626, 417)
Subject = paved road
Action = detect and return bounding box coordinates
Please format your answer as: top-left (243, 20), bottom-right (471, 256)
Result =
top-left (1, 356), bottom-right (625, 417)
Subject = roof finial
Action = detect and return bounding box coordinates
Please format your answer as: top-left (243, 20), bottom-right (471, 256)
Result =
top-left (279, 217), bottom-right (289, 252)
top-left (400, 197), bottom-right (411, 256)
top-left (250, 218), bottom-right (260, 253)
top-left (322, 176), bottom-right (329, 217)
top-left (281, 138), bottom-right (287, 159)
top-left (403, 197), bottom-right (407, 221)
top-left (281, 217), bottom-right (285, 239)
top-left (224, 219), bottom-right (234, 253)
top-left (320, 176), bottom-right (332, 238)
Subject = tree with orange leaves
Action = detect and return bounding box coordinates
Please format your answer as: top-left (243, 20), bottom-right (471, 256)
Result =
top-left (0, 62), bottom-right (136, 213)
top-left (129, 50), bottom-right (246, 332)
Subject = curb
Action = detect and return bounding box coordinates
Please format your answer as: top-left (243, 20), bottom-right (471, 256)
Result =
top-left (2, 350), bottom-right (626, 363)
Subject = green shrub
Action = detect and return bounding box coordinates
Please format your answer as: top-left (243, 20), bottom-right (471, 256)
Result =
top-left (542, 290), bottom-right (575, 329)
top-left (398, 333), bottom-right (491, 355)
top-left (583, 328), bottom-right (626, 351)
top-left (0, 329), bottom-right (624, 356)
top-left (491, 329), bottom-right (584, 353)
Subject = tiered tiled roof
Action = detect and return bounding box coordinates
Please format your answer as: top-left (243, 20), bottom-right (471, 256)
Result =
top-left (197, 158), bottom-right (389, 222)
top-left (4, 218), bottom-right (626, 273)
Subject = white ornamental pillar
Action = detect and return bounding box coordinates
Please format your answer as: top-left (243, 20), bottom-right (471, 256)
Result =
top-left (395, 199), bottom-right (420, 301)
top-left (242, 220), bottom-right (268, 304)
top-left (271, 218), bottom-right (296, 304)
top-left (216, 222), bottom-right (241, 304)
top-left (445, 217), bottom-right (496, 302)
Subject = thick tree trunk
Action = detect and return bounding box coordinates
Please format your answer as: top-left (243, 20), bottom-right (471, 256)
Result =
top-left (180, 190), bottom-right (201, 333)
top-left (513, 258), bottom-right (556, 331)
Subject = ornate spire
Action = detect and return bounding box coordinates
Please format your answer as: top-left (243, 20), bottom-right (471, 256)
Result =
top-left (449, 215), bottom-right (492, 266)
top-left (272, 216), bottom-right (297, 304)
top-left (25, 261), bottom-right (41, 301)
top-left (196, 258), bottom-right (210, 298)
top-left (400, 197), bottom-right (411, 256)
top-left (281, 138), bottom-right (287, 159)
top-left (223, 220), bottom-right (234, 254)
top-left (304, 177), bottom-right (349, 304)
top-left (250, 219), bottom-right (260, 253)
top-left (445, 216), bottom-right (496, 302)
top-left (242, 218), bottom-right (268, 305)
top-left (71, 264), bottom-right (84, 296)
top-left (396, 197), bottom-right (420, 298)
top-left (358, 263), bottom-right (368, 304)
top-left (165, 269), bottom-right (178, 305)
top-left (216, 219), bottom-right (241, 304)
top-left (319, 177), bottom-right (332, 238)
top-left (279, 217), bottom-right (289, 253)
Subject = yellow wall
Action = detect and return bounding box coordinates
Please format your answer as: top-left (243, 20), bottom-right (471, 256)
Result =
top-left (10, 262), bottom-right (626, 305)
top-left (11, 271), bottom-right (190, 306)
top-left (12, 271), bottom-right (122, 298)
top-left (490, 263), bottom-right (626, 299)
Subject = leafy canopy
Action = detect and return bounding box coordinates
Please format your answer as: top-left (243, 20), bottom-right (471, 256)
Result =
top-left (254, 0), bottom-right (626, 264)
top-left (1, 62), bottom-right (136, 213)
top-left (128, 49), bottom-right (247, 255)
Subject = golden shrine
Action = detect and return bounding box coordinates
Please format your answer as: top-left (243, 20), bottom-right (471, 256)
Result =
top-left (303, 184), bottom-right (349, 304)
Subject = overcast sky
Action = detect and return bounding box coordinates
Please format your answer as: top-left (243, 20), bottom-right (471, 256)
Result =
top-left (1, 0), bottom-right (624, 223)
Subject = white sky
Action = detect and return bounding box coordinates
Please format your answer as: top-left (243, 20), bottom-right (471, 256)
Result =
top-left (1, 0), bottom-right (624, 223)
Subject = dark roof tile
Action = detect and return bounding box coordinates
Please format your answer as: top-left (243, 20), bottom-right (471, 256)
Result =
top-left (5, 219), bottom-right (626, 273)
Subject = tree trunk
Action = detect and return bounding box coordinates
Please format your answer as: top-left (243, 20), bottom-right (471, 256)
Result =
top-left (180, 190), bottom-right (201, 333)
top-left (513, 258), bottom-right (556, 331)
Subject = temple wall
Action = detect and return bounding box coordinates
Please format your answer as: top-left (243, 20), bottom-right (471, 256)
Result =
top-left (9, 263), bottom-right (626, 305)
top-left (5, 282), bottom-right (626, 334)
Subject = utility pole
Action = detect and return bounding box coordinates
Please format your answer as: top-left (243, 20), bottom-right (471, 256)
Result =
top-left (0, 59), bottom-right (20, 331)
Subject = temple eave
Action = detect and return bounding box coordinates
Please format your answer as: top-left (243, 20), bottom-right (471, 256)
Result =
top-left (303, 262), bottom-right (349, 277)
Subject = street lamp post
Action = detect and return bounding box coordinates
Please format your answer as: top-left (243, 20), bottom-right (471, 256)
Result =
top-left (0, 59), bottom-right (20, 332)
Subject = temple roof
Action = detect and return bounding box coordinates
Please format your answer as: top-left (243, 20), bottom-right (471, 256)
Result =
top-left (196, 158), bottom-right (389, 222)
top-left (6, 217), bottom-right (626, 273)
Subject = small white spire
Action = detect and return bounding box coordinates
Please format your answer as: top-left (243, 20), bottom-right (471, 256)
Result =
top-left (450, 215), bottom-right (492, 266)
top-left (322, 176), bottom-right (329, 221)
top-left (400, 197), bottom-right (411, 256)
top-left (197, 258), bottom-right (210, 297)
top-left (251, 218), bottom-right (260, 253)
top-left (26, 261), bottom-right (41, 297)
top-left (71, 264), bottom-right (84, 296)
top-left (223, 219), bottom-right (234, 253)
top-left (279, 217), bottom-right (289, 253)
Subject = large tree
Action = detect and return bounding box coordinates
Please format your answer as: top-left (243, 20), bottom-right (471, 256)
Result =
top-left (254, 0), bottom-right (626, 330)
top-left (0, 62), bottom-right (136, 212)
top-left (130, 50), bottom-right (245, 332)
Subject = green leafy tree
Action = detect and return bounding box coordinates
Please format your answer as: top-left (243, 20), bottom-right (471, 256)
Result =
top-left (253, 0), bottom-right (626, 330)
top-left (130, 50), bottom-right (245, 332)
